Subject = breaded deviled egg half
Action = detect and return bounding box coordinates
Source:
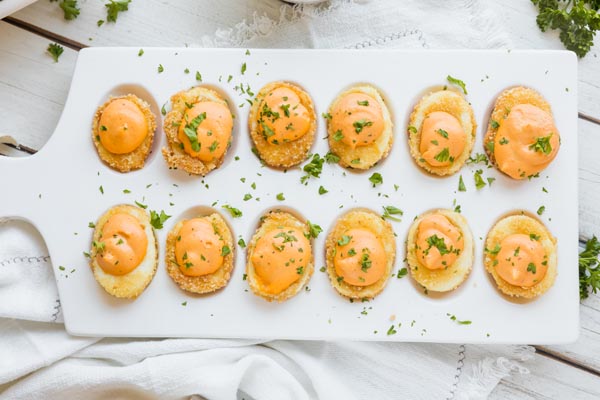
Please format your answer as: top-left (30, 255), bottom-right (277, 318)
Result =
top-left (162, 86), bottom-right (234, 176)
top-left (92, 94), bottom-right (157, 172)
top-left (165, 212), bottom-right (234, 294)
top-left (484, 212), bottom-right (557, 299)
top-left (246, 210), bottom-right (314, 302)
top-left (406, 209), bottom-right (474, 292)
top-left (484, 87), bottom-right (560, 180)
top-left (325, 209), bottom-right (396, 300)
top-left (408, 89), bottom-right (476, 176)
top-left (89, 204), bottom-right (158, 299)
top-left (249, 81), bottom-right (317, 168)
top-left (326, 85), bottom-right (393, 170)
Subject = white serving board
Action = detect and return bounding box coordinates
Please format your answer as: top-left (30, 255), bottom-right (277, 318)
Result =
top-left (0, 48), bottom-right (579, 344)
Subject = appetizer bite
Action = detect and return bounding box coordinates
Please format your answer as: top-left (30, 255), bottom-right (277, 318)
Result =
top-left (484, 212), bottom-right (557, 299)
top-left (325, 209), bottom-right (396, 300)
top-left (89, 204), bottom-right (158, 299)
top-left (249, 81), bottom-right (317, 168)
top-left (484, 87), bottom-right (560, 179)
top-left (408, 89), bottom-right (476, 176)
top-left (406, 209), bottom-right (473, 292)
top-left (166, 212), bottom-right (234, 294)
top-left (92, 94), bottom-right (157, 172)
top-left (246, 210), bottom-right (314, 302)
top-left (326, 85), bottom-right (393, 170)
top-left (162, 86), bottom-right (234, 175)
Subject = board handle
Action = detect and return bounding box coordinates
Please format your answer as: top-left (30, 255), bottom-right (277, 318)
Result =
top-left (0, 153), bottom-right (40, 222)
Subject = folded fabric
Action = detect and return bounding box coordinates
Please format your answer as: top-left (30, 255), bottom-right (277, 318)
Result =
top-left (0, 1), bottom-right (535, 399)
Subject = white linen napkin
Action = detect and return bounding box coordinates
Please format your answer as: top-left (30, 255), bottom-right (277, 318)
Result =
top-left (0, 1), bottom-right (534, 399)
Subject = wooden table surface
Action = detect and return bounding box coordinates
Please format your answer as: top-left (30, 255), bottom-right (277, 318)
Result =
top-left (1, 0), bottom-right (599, 397)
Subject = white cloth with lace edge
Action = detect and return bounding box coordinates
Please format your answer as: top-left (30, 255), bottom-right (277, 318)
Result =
top-left (0, 1), bottom-right (534, 399)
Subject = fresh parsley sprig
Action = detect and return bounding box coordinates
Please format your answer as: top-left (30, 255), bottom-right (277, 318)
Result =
top-left (580, 235), bottom-right (600, 300)
top-left (532, 0), bottom-right (600, 58)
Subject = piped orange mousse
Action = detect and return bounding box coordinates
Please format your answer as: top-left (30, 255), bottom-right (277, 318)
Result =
top-left (89, 204), bottom-right (158, 299)
top-left (247, 211), bottom-right (315, 302)
top-left (485, 87), bottom-right (560, 180)
top-left (327, 85), bottom-right (393, 170)
top-left (484, 213), bottom-right (557, 299)
top-left (92, 94), bottom-right (156, 172)
top-left (406, 209), bottom-right (474, 292)
top-left (249, 81), bottom-right (317, 168)
top-left (326, 209), bottom-right (396, 299)
top-left (166, 213), bottom-right (234, 294)
top-left (163, 86), bottom-right (234, 176)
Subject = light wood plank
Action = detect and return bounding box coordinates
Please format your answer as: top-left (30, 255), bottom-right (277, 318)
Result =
top-left (488, 1), bottom-right (600, 119)
top-left (9, 0), bottom-right (282, 47)
top-left (0, 21), bottom-right (77, 150)
top-left (491, 352), bottom-right (600, 400)
top-left (579, 119), bottom-right (600, 240)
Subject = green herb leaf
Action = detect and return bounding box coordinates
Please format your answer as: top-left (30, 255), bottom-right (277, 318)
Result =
top-left (369, 172), bottom-right (383, 187)
top-left (434, 147), bottom-right (450, 163)
top-left (221, 245), bottom-right (231, 256)
top-left (222, 205), bottom-right (242, 218)
top-left (580, 236), bottom-right (600, 299)
top-left (337, 235), bottom-right (352, 246)
top-left (324, 151), bottom-right (340, 164)
top-left (183, 112), bottom-right (206, 152)
top-left (458, 175), bottom-right (466, 192)
top-left (47, 43), bottom-right (64, 63)
top-left (318, 185), bottom-right (328, 195)
top-left (447, 75), bottom-right (468, 94)
top-left (59, 0), bottom-right (80, 20)
top-left (382, 206), bottom-right (403, 222)
top-left (305, 221), bottom-right (323, 239)
top-left (397, 268), bottom-right (408, 279)
top-left (300, 153), bottom-right (324, 184)
top-left (276, 193), bottom-right (285, 201)
top-left (529, 133), bottom-right (554, 155)
top-left (105, 0), bottom-right (131, 23)
top-left (149, 210), bottom-right (171, 229)
top-left (474, 169), bottom-right (486, 189)
top-left (537, 205), bottom-right (546, 215)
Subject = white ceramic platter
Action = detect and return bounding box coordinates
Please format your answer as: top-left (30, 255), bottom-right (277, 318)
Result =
top-left (0, 49), bottom-right (579, 343)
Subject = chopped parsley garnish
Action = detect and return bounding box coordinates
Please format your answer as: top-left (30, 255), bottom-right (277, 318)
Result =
top-left (486, 244), bottom-right (501, 255)
top-left (221, 245), bottom-right (231, 256)
top-left (529, 133), bottom-right (553, 155)
top-left (382, 206), bottom-right (403, 221)
top-left (305, 221), bottom-right (323, 239)
top-left (208, 141), bottom-right (219, 153)
top-left (448, 314), bottom-right (472, 325)
top-left (135, 200), bottom-right (147, 209)
top-left (337, 235), bottom-right (352, 246)
top-left (437, 128), bottom-right (449, 139)
top-left (426, 235), bottom-right (450, 255)
top-left (318, 186), bottom-right (328, 195)
top-left (580, 235), bottom-right (600, 299)
top-left (408, 126), bottom-right (417, 134)
top-left (322, 112), bottom-right (332, 120)
top-left (387, 325), bottom-right (397, 335)
top-left (55, 0), bottom-right (80, 20)
top-left (238, 238), bottom-right (246, 248)
top-left (446, 75), bottom-right (468, 94)
top-left (183, 112), bottom-right (206, 152)
top-left (474, 169), bottom-right (486, 189)
top-left (536, 205), bottom-right (546, 216)
top-left (353, 119), bottom-right (373, 133)
top-left (434, 147), bottom-right (450, 163)
top-left (467, 153), bottom-right (489, 165)
top-left (360, 251), bottom-right (372, 272)
top-left (499, 137), bottom-right (509, 145)
top-left (138, 49), bottom-right (144, 57)
top-left (530, 233), bottom-right (541, 241)
top-left (397, 268), bottom-right (408, 279)
top-left (99, 185), bottom-right (104, 194)
top-left (527, 262), bottom-right (537, 274)
top-left (300, 153), bottom-right (324, 184)
top-left (88, 222), bottom-right (96, 228)
top-left (184, 68), bottom-right (190, 74)
top-left (276, 193), bottom-right (285, 201)
top-left (458, 175), bottom-right (466, 192)
top-left (196, 71), bottom-right (202, 81)
top-left (222, 205), bottom-right (242, 218)
top-left (357, 100), bottom-right (369, 106)
top-left (158, 64), bottom-right (164, 73)
top-left (332, 130), bottom-right (344, 141)
top-left (47, 43), bottom-right (64, 63)
top-left (123, 189), bottom-right (131, 194)
top-left (296, 266), bottom-right (304, 275)
top-left (243, 194), bottom-right (252, 201)
top-left (280, 104), bottom-right (291, 117)
top-left (241, 62), bottom-right (247, 75)
top-left (490, 120), bottom-right (500, 129)
top-left (487, 177), bottom-right (496, 186)
top-left (105, 0), bottom-right (131, 23)
top-left (369, 172), bottom-right (383, 187)
top-left (149, 210), bottom-right (171, 229)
